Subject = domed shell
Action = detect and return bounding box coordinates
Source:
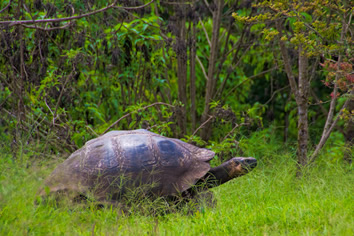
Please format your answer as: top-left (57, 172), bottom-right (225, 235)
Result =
top-left (42, 129), bottom-right (215, 200)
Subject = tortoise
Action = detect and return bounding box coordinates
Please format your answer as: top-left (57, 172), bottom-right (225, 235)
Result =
top-left (39, 129), bottom-right (257, 206)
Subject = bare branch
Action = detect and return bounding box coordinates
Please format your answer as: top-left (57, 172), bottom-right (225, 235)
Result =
top-left (113, 0), bottom-right (155, 10)
top-left (22, 3), bottom-right (75, 31)
top-left (54, 71), bottom-right (73, 122)
top-left (198, 16), bottom-right (211, 47)
top-left (224, 66), bottom-right (279, 99)
top-left (86, 125), bottom-right (99, 137)
top-left (0, 93), bottom-right (11, 111)
top-left (309, 57), bottom-right (320, 84)
top-left (309, 90), bottom-right (354, 163)
top-left (216, 42), bottom-right (253, 100)
top-left (276, 20), bottom-right (299, 100)
top-left (303, 22), bottom-right (325, 40)
top-left (263, 85), bottom-right (290, 106)
top-left (157, 1), bottom-right (194, 5)
top-left (0, 0), bottom-right (12, 14)
top-left (1, 1), bottom-right (115, 26)
top-left (342, 11), bottom-right (352, 40)
top-left (200, 0), bottom-right (224, 140)
top-left (309, 89), bottom-right (328, 116)
top-left (22, 22), bottom-right (74, 31)
top-left (190, 115), bottom-right (214, 138)
top-left (202, 0), bottom-right (213, 15)
top-left (214, 15), bottom-right (240, 85)
top-left (0, 0), bottom-right (154, 26)
top-left (223, 123), bottom-right (250, 141)
top-left (44, 98), bottom-right (57, 126)
top-left (103, 102), bottom-right (174, 135)
top-left (196, 55), bottom-right (209, 81)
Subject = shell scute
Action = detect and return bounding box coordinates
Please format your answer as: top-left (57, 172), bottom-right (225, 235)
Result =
top-left (117, 134), bottom-right (156, 169)
top-left (153, 136), bottom-right (184, 167)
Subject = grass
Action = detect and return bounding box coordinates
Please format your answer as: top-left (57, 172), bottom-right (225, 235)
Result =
top-left (0, 150), bottom-right (353, 235)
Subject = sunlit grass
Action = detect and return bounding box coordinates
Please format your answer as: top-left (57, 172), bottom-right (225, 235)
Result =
top-left (0, 151), bottom-right (353, 235)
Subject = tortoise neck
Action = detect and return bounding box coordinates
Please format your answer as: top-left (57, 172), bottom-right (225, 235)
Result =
top-left (208, 162), bottom-right (235, 185)
top-left (199, 161), bottom-right (243, 189)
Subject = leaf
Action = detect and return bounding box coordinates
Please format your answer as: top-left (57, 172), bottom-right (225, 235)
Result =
top-left (286, 17), bottom-right (297, 30)
top-left (149, 35), bottom-right (162, 40)
top-left (300, 12), bottom-right (312, 23)
top-left (128, 121), bottom-right (136, 129)
top-left (210, 100), bottom-right (220, 109)
top-left (142, 23), bottom-right (149, 32)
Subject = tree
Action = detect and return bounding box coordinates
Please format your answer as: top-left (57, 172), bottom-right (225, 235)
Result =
top-left (233, 0), bottom-right (353, 173)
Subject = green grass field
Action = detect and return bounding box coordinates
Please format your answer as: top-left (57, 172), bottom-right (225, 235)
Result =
top-left (1, 151), bottom-right (353, 235)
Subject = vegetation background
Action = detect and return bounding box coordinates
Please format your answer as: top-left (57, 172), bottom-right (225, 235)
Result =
top-left (0, 0), bottom-right (353, 235)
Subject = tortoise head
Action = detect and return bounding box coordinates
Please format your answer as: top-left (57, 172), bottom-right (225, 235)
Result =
top-left (205, 157), bottom-right (257, 187)
top-left (229, 157), bottom-right (257, 177)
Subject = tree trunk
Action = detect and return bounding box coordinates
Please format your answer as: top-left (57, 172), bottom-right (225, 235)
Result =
top-left (296, 45), bottom-right (310, 170)
top-left (189, 19), bottom-right (197, 130)
top-left (175, 1), bottom-right (188, 136)
top-left (284, 95), bottom-right (291, 142)
top-left (200, 0), bottom-right (223, 140)
top-left (277, 21), bottom-right (310, 174)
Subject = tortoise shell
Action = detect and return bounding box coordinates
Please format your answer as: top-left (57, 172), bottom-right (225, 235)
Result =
top-left (42, 129), bottom-right (215, 200)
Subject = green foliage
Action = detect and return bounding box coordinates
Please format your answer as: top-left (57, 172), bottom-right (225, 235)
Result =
top-left (0, 86), bottom-right (11, 103)
top-left (1, 0), bottom-right (180, 150)
top-left (320, 131), bottom-right (347, 162)
top-left (239, 126), bottom-right (289, 159)
top-left (0, 0), bottom-right (351, 172)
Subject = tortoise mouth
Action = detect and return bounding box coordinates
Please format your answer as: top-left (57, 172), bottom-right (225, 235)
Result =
top-left (234, 157), bottom-right (257, 171)
top-left (243, 157), bottom-right (257, 170)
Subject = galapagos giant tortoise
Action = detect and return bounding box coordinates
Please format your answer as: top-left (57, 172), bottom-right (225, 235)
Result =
top-left (39, 129), bottom-right (257, 205)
